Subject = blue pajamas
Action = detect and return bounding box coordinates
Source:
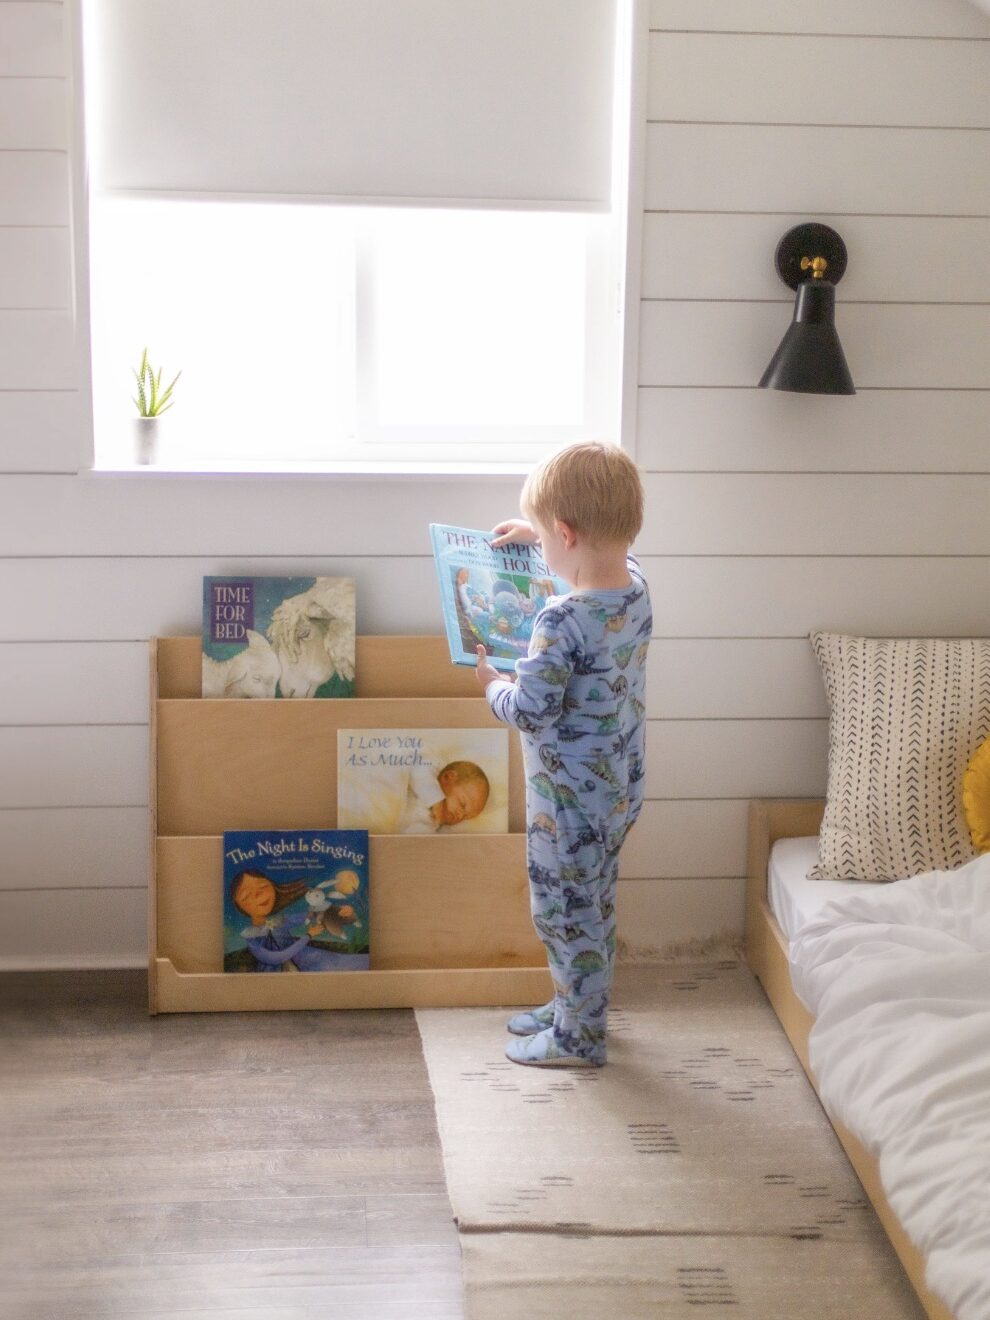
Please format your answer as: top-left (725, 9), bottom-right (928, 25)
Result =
top-left (487, 557), bottom-right (651, 1062)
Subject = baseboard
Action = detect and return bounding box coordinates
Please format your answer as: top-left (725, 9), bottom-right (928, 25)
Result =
top-left (0, 953), bottom-right (146, 972)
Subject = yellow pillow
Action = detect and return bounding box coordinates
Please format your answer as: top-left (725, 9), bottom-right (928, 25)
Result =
top-left (962, 736), bottom-right (990, 853)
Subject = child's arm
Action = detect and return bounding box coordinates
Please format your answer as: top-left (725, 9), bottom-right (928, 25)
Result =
top-left (475, 646), bottom-right (503, 691)
top-left (478, 606), bottom-right (579, 733)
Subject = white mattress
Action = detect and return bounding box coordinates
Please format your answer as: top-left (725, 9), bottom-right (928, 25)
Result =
top-left (767, 835), bottom-right (884, 940)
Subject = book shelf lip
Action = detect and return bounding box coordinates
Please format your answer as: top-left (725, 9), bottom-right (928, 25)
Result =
top-left (157, 695), bottom-right (492, 705)
top-left (153, 957), bottom-right (552, 1013)
top-left (158, 831), bottom-right (526, 841)
top-left (157, 957), bottom-right (547, 982)
top-left (159, 634), bottom-right (454, 644)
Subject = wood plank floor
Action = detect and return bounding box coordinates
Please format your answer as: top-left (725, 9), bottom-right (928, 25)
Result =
top-left (0, 971), bottom-right (464, 1320)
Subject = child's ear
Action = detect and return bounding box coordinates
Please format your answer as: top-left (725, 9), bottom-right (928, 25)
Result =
top-left (556, 520), bottom-right (578, 550)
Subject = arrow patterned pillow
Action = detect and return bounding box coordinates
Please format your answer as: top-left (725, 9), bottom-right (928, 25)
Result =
top-left (810, 631), bottom-right (990, 881)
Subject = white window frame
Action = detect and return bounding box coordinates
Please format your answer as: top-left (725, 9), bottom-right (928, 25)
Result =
top-left (70, 0), bottom-right (648, 477)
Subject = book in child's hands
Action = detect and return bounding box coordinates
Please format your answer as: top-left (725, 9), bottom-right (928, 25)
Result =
top-left (429, 523), bottom-right (566, 672)
top-left (202, 576), bottom-right (355, 698)
top-left (223, 829), bottom-right (370, 973)
top-left (338, 728), bottom-right (509, 834)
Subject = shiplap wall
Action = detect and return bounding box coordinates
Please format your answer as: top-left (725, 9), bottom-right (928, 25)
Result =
top-left (636, 0), bottom-right (990, 956)
top-left (1, 0), bottom-right (988, 968)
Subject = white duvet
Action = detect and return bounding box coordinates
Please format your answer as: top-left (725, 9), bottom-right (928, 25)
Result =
top-left (790, 854), bottom-right (990, 1320)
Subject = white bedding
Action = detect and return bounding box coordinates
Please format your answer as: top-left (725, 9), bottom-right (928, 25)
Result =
top-left (790, 854), bottom-right (990, 1320)
top-left (767, 835), bottom-right (879, 939)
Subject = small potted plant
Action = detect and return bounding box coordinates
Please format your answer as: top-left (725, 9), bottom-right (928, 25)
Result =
top-left (132, 348), bottom-right (180, 464)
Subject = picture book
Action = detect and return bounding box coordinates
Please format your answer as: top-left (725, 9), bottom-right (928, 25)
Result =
top-left (337, 728), bottom-right (509, 834)
top-left (429, 523), bottom-right (567, 672)
top-left (223, 829), bottom-right (370, 973)
top-left (202, 576), bottom-right (355, 698)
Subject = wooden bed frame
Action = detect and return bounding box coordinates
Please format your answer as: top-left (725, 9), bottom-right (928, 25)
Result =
top-left (745, 800), bottom-right (954, 1320)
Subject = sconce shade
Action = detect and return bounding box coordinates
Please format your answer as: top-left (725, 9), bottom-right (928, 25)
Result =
top-left (759, 280), bottom-right (855, 395)
top-left (759, 222), bottom-right (855, 395)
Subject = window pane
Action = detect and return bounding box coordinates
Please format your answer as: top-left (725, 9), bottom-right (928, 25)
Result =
top-left (370, 209), bottom-right (589, 428)
top-left (89, 198), bottom-right (356, 465)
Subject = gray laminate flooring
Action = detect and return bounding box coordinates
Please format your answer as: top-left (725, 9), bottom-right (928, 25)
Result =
top-left (0, 971), bottom-right (464, 1319)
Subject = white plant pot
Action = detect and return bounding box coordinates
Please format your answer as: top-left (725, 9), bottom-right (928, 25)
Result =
top-left (134, 416), bottom-right (160, 465)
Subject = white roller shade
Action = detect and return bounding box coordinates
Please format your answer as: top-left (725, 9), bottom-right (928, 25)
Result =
top-left (87, 0), bottom-right (618, 209)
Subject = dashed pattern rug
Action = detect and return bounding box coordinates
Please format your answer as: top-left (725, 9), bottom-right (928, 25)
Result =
top-left (416, 963), bottom-right (924, 1319)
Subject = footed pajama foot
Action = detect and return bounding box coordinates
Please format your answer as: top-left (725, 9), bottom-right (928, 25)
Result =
top-left (504, 1027), bottom-right (605, 1068)
top-left (506, 1000), bottom-right (555, 1036)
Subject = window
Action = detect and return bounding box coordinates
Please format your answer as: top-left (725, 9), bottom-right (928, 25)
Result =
top-left (87, 199), bottom-right (618, 469)
top-left (79, 0), bottom-right (634, 471)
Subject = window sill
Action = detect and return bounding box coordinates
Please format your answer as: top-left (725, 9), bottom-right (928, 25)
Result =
top-left (83, 458), bottom-right (532, 480)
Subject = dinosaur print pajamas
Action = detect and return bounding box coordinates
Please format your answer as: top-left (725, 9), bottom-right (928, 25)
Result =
top-left (486, 557), bottom-right (652, 1063)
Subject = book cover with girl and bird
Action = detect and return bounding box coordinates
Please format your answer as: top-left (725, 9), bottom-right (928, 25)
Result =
top-left (429, 523), bottom-right (566, 673)
top-left (223, 829), bottom-right (370, 973)
top-left (202, 576), bottom-right (356, 699)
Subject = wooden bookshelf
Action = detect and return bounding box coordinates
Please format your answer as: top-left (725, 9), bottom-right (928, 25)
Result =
top-left (149, 635), bottom-right (550, 1014)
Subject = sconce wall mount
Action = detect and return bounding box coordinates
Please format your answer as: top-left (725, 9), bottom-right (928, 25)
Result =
top-left (759, 222), bottom-right (855, 396)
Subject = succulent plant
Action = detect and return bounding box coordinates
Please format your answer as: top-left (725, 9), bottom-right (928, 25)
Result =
top-left (132, 348), bottom-right (180, 417)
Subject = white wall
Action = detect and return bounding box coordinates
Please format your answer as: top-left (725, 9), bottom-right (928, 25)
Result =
top-left (1, 0), bottom-right (988, 967)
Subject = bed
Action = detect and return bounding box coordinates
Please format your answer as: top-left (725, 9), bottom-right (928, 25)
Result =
top-left (749, 797), bottom-right (987, 1320)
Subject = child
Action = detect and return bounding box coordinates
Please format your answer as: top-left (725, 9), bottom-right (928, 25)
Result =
top-left (476, 441), bottom-right (651, 1068)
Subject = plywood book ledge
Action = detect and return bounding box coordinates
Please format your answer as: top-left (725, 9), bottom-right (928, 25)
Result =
top-left (149, 635), bottom-right (550, 1015)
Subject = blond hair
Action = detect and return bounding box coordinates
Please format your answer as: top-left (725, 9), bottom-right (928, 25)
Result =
top-left (521, 442), bottom-right (644, 547)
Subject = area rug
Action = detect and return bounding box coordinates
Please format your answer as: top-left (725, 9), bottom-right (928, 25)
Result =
top-left (416, 962), bottom-right (925, 1319)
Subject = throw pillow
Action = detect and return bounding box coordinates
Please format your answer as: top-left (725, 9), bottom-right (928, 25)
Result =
top-left (962, 736), bottom-right (990, 854)
top-left (809, 631), bottom-right (990, 881)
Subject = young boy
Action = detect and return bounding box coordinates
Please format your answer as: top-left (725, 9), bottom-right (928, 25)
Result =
top-left (476, 441), bottom-right (651, 1068)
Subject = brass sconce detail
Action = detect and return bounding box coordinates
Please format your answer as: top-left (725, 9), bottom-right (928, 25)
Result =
top-left (800, 255), bottom-right (829, 280)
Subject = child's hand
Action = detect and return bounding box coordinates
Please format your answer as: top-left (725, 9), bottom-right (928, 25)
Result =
top-left (475, 645), bottom-right (502, 691)
top-left (491, 518), bottom-right (538, 548)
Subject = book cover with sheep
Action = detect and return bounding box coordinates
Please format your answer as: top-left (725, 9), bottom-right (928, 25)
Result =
top-left (202, 576), bottom-right (356, 698)
top-left (223, 828), bottom-right (370, 973)
top-left (429, 523), bottom-right (566, 673)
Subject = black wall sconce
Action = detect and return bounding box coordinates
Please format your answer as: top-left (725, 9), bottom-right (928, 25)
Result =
top-left (759, 222), bottom-right (855, 395)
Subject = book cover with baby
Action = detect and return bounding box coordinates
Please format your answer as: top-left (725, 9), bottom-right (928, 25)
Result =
top-left (429, 523), bottom-right (567, 673)
top-left (202, 576), bottom-right (356, 699)
top-left (223, 829), bottom-right (370, 973)
top-left (337, 728), bottom-right (509, 834)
